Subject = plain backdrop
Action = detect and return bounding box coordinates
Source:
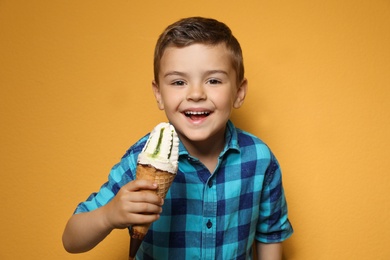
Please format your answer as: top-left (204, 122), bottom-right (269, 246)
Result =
top-left (1, 0), bottom-right (389, 259)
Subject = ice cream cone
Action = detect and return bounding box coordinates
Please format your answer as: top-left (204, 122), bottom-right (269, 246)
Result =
top-left (129, 164), bottom-right (176, 259)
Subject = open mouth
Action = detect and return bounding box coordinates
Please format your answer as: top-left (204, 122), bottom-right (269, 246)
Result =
top-left (184, 111), bottom-right (211, 120)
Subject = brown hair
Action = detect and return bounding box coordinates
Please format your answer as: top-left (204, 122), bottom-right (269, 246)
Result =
top-left (153, 17), bottom-right (244, 85)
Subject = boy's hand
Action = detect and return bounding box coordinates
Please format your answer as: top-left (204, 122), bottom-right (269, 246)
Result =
top-left (102, 180), bottom-right (164, 229)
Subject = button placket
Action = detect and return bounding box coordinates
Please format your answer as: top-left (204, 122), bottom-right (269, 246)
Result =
top-left (202, 176), bottom-right (217, 259)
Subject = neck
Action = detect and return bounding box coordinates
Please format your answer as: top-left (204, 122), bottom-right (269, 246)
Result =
top-left (179, 130), bottom-right (225, 173)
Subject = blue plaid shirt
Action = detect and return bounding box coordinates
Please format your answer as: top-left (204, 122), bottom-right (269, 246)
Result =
top-left (75, 120), bottom-right (293, 259)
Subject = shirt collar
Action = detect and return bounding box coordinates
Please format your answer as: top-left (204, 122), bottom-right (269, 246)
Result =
top-left (178, 120), bottom-right (240, 158)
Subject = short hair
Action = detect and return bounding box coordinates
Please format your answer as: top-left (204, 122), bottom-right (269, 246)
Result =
top-left (153, 17), bottom-right (244, 85)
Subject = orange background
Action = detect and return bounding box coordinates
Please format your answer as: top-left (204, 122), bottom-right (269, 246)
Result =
top-left (1, 1), bottom-right (389, 259)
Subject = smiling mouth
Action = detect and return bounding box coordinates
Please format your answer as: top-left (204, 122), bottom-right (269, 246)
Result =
top-left (184, 111), bottom-right (211, 120)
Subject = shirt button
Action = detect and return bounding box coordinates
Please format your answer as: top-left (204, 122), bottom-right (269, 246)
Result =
top-left (206, 220), bottom-right (212, 229)
top-left (208, 181), bottom-right (213, 188)
top-left (187, 156), bottom-right (196, 162)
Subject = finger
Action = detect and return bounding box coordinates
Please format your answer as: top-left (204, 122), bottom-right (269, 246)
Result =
top-left (130, 202), bottom-right (163, 215)
top-left (129, 212), bottom-right (161, 225)
top-left (124, 179), bottom-right (158, 192)
top-left (127, 190), bottom-right (164, 206)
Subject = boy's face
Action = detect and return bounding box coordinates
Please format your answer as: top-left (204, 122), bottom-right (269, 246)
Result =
top-left (152, 43), bottom-right (247, 148)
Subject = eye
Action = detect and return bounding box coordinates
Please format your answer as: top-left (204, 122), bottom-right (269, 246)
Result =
top-left (207, 79), bottom-right (222, 85)
top-left (172, 80), bottom-right (186, 86)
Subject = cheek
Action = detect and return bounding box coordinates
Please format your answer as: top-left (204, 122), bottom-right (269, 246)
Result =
top-left (161, 92), bottom-right (181, 109)
top-left (210, 89), bottom-right (235, 107)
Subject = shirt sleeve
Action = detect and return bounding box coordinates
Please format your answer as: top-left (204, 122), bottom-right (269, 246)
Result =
top-left (73, 147), bottom-right (138, 214)
top-left (255, 152), bottom-right (293, 243)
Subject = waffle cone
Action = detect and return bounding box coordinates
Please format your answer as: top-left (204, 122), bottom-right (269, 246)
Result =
top-left (129, 164), bottom-right (175, 259)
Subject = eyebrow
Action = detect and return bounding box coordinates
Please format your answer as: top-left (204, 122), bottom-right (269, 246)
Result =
top-left (163, 71), bottom-right (186, 78)
top-left (163, 70), bottom-right (228, 78)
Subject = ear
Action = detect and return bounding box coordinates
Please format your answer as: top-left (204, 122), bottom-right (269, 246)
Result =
top-left (152, 80), bottom-right (165, 110)
top-left (233, 78), bottom-right (248, 109)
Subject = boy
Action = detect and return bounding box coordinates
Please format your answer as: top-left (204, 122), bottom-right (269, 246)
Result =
top-left (63, 17), bottom-right (293, 259)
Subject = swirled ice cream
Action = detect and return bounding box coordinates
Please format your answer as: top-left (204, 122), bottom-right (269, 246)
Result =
top-left (137, 122), bottom-right (179, 174)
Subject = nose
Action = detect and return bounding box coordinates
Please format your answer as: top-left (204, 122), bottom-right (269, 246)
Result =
top-left (186, 83), bottom-right (206, 101)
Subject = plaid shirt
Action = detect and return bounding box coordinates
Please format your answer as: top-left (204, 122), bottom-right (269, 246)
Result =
top-left (75, 120), bottom-right (293, 259)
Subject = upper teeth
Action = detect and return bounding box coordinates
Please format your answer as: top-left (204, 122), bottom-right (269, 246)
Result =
top-left (185, 111), bottom-right (209, 115)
